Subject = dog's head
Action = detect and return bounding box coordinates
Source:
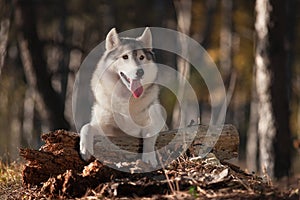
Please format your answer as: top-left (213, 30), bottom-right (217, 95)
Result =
top-left (105, 27), bottom-right (157, 98)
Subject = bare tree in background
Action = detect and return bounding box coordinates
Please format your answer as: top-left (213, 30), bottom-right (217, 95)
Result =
top-left (254, 0), bottom-right (292, 178)
top-left (220, 0), bottom-right (237, 116)
top-left (172, 0), bottom-right (193, 129)
top-left (220, 0), bottom-right (233, 79)
top-left (14, 0), bottom-right (70, 131)
top-left (198, 0), bottom-right (216, 49)
top-left (0, 0), bottom-right (11, 77)
top-left (246, 67), bottom-right (259, 172)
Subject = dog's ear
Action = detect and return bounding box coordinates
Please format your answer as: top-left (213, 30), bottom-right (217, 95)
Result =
top-left (106, 28), bottom-right (121, 50)
top-left (137, 27), bottom-right (152, 49)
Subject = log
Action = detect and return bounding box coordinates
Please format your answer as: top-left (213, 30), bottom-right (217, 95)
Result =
top-left (20, 124), bottom-right (239, 186)
top-left (93, 124), bottom-right (239, 164)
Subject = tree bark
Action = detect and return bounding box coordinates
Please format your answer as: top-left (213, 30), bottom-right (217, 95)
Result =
top-left (94, 124), bottom-right (239, 162)
top-left (255, 0), bottom-right (292, 178)
top-left (268, 0), bottom-right (293, 179)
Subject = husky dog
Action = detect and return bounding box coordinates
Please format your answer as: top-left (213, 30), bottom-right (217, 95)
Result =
top-left (80, 27), bottom-right (166, 167)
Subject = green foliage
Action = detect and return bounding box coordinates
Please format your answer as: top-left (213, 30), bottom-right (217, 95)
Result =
top-left (188, 186), bottom-right (199, 198)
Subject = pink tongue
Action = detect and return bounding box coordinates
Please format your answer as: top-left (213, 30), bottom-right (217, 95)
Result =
top-left (130, 79), bottom-right (143, 98)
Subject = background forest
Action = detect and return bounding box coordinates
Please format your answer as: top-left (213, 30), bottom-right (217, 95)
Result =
top-left (0, 0), bottom-right (299, 179)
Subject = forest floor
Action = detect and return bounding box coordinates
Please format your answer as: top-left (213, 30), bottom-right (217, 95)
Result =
top-left (0, 130), bottom-right (299, 199)
top-left (1, 158), bottom-right (299, 199)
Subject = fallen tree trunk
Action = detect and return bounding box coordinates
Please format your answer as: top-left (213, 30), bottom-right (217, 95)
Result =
top-left (94, 124), bottom-right (239, 163)
top-left (20, 124), bottom-right (239, 186)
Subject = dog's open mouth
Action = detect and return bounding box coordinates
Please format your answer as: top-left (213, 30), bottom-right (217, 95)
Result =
top-left (120, 72), bottom-right (144, 98)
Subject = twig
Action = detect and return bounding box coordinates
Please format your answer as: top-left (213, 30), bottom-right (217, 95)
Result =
top-left (157, 150), bottom-right (175, 193)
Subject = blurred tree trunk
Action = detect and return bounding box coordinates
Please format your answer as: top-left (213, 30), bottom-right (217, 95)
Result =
top-left (220, 0), bottom-right (233, 79)
top-left (14, 0), bottom-right (70, 130)
top-left (220, 0), bottom-right (237, 122)
top-left (271, 0), bottom-right (295, 178)
top-left (246, 68), bottom-right (259, 172)
top-left (58, 2), bottom-right (69, 113)
top-left (200, 0), bottom-right (217, 49)
top-left (0, 0), bottom-right (11, 77)
top-left (254, 0), bottom-right (292, 179)
top-left (192, 1), bottom-right (217, 125)
top-left (172, 0), bottom-right (193, 129)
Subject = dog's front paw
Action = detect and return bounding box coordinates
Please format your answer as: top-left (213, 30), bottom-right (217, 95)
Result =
top-left (80, 150), bottom-right (92, 161)
top-left (79, 124), bottom-right (94, 161)
top-left (80, 139), bottom-right (93, 161)
top-left (142, 152), bottom-right (158, 167)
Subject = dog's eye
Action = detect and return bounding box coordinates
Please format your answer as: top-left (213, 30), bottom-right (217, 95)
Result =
top-left (139, 55), bottom-right (145, 60)
top-left (122, 55), bottom-right (128, 59)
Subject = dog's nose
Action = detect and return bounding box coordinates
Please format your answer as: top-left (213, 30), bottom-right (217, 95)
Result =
top-left (136, 68), bottom-right (144, 78)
